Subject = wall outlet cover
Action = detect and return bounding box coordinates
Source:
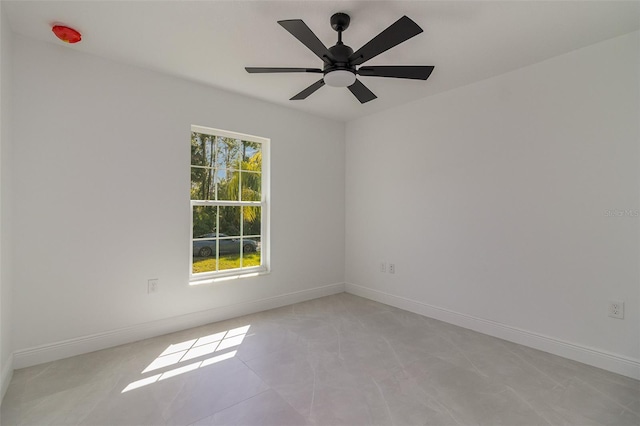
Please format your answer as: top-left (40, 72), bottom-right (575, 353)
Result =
top-left (148, 279), bottom-right (159, 294)
top-left (608, 301), bottom-right (624, 319)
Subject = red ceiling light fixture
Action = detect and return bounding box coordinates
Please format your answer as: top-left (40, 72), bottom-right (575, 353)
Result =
top-left (52, 25), bottom-right (82, 44)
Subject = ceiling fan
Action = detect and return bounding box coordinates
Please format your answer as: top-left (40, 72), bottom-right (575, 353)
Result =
top-left (245, 13), bottom-right (434, 104)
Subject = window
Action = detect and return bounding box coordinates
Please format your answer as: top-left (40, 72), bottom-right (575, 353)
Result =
top-left (190, 125), bottom-right (269, 283)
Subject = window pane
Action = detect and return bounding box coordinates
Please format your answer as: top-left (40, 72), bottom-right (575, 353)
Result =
top-left (193, 206), bottom-right (217, 239)
top-left (192, 238), bottom-right (217, 274)
top-left (191, 167), bottom-right (216, 200)
top-left (191, 132), bottom-right (215, 167)
top-left (242, 236), bottom-right (261, 268)
top-left (216, 168), bottom-right (239, 201)
top-left (240, 172), bottom-right (261, 201)
top-left (192, 206), bottom-right (218, 274)
top-left (193, 238), bottom-right (217, 258)
top-left (218, 234), bottom-right (241, 271)
top-left (241, 141), bottom-right (262, 172)
top-left (219, 206), bottom-right (241, 237)
top-left (243, 206), bottom-right (261, 236)
top-left (215, 137), bottom-right (241, 170)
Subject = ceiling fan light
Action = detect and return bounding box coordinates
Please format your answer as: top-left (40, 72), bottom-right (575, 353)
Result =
top-left (324, 70), bottom-right (356, 87)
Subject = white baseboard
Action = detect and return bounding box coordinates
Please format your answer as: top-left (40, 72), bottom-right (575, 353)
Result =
top-left (13, 283), bottom-right (345, 370)
top-left (345, 282), bottom-right (640, 380)
top-left (1, 352), bottom-right (14, 404)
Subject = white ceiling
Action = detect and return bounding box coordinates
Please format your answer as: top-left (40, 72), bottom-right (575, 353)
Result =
top-left (4, 1), bottom-right (640, 122)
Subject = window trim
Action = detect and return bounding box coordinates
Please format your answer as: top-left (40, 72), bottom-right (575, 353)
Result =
top-left (189, 125), bottom-right (270, 285)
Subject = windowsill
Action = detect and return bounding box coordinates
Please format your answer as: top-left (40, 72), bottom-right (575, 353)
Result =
top-left (189, 267), bottom-right (269, 286)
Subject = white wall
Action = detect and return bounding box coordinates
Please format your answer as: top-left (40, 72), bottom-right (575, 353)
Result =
top-left (6, 25), bottom-right (638, 380)
top-left (346, 32), bottom-right (639, 375)
top-left (10, 35), bottom-right (345, 359)
top-left (0, 2), bottom-right (14, 399)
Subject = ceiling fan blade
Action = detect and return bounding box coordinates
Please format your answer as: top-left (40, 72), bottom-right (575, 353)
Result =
top-left (245, 67), bottom-right (322, 73)
top-left (349, 16), bottom-right (423, 66)
top-left (357, 65), bottom-right (434, 80)
top-left (348, 79), bottom-right (377, 104)
top-left (290, 79), bottom-right (326, 100)
top-left (278, 19), bottom-right (335, 64)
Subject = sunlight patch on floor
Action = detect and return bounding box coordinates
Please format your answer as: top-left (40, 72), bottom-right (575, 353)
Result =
top-left (122, 325), bottom-right (250, 393)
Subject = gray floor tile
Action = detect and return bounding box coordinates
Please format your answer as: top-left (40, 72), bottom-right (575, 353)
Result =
top-left (1, 293), bottom-right (638, 426)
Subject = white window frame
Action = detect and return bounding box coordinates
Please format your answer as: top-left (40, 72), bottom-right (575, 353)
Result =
top-left (189, 125), bottom-right (270, 285)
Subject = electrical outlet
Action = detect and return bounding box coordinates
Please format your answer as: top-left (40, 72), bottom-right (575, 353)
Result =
top-left (608, 301), bottom-right (624, 319)
top-left (148, 279), bottom-right (159, 294)
top-left (380, 262), bottom-right (386, 273)
top-left (389, 263), bottom-right (395, 274)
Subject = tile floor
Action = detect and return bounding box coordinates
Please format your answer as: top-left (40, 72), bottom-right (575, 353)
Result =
top-left (1, 293), bottom-right (638, 425)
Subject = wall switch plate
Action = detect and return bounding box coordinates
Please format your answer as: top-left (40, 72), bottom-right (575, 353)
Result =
top-left (608, 301), bottom-right (624, 319)
top-left (380, 262), bottom-right (386, 273)
top-left (148, 279), bottom-right (159, 294)
top-left (389, 263), bottom-right (395, 274)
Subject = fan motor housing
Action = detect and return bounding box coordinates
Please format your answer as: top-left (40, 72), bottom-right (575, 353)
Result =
top-left (328, 43), bottom-right (353, 63)
top-left (325, 43), bottom-right (355, 75)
